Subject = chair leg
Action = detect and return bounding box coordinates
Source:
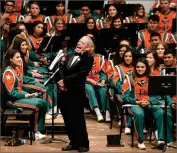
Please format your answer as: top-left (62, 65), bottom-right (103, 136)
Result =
top-left (131, 118), bottom-right (134, 148)
top-left (109, 100), bottom-right (114, 129)
top-left (119, 109), bottom-right (124, 140)
top-left (3, 115), bottom-right (8, 135)
top-left (29, 117), bottom-right (34, 145)
top-left (149, 127), bottom-right (152, 143)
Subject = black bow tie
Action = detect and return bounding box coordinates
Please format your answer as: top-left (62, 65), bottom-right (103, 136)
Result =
top-left (75, 52), bottom-right (84, 57)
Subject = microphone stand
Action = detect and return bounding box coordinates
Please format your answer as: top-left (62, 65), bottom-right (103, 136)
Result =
top-left (41, 45), bottom-right (67, 144)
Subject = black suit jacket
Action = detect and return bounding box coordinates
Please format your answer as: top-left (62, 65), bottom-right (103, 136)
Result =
top-left (60, 52), bottom-right (94, 96)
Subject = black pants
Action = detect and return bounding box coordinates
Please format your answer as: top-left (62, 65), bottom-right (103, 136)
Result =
top-left (59, 90), bottom-right (89, 148)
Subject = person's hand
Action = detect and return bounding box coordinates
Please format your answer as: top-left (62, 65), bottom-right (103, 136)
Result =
top-left (101, 80), bottom-right (106, 86)
top-left (32, 72), bottom-right (44, 78)
top-left (23, 15), bottom-right (31, 23)
top-left (25, 92), bottom-right (38, 98)
top-left (76, 15), bottom-right (85, 23)
top-left (171, 103), bottom-right (176, 110)
top-left (34, 62), bottom-right (40, 67)
top-left (3, 24), bottom-right (10, 32)
top-left (31, 92), bottom-right (38, 97)
top-left (169, 3), bottom-right (176, 8)
top-left (86, 78), bottom-right (97, 86)
top-left (32, 69), bottom-right (38, 73)
top-left (58, 80), bottom-right (64, 88)
top-left (96, 80), bottom-right (105, 87)
top-left (1, 13), bottom-right (10, 20)
top-left (141, 99), bottom-right (151, 107)
top-left (25, 93), bottom-right (31, 98)
top-left (39, 57), bottom-right (47, 64)
top-left (35, 79), bottom-right (41, 83)
top-left (136, 100), bottom-right (142, 105)
top-left (108, 89), bottom-right (114, 101)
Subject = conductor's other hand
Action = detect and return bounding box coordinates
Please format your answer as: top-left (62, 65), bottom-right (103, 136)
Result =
top-left (171, 103), bottom-right (176, 110)
top-left (58, 80), bottom-right (64, 88)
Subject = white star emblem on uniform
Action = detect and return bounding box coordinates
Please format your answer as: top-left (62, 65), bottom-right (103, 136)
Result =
top-left (6, 74), bottom-right (11, 80)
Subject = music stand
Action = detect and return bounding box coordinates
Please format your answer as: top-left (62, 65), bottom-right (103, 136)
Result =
top-left (65, 24), bottom-right (85, 48)
top-left (95, 39), bottom-right (119, 59)
top-left (40, 44), bottom-right (67, 145)
top-left (172, 18), bottom-right (176, 34)
top-left (124, 23), bottom-right (147, 32)
top-left (148, 76), bottom-right (177, 152)
top-left (38, 35), bottom-right (65, 54)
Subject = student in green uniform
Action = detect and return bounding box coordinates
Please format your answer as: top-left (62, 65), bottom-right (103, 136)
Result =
top-left (2, 49), bottom-right (47, 140)
top-left (121, 58), bottom-right (174, 149)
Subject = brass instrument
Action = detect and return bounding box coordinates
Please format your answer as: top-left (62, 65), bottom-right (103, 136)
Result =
top-left (133, 12), bottom-right (138, 23)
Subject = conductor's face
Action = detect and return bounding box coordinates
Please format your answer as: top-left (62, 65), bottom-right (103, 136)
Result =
top-left (75, 37), bottom-right (88, 54)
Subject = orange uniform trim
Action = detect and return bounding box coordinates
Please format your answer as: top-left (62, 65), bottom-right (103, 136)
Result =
top-left (87, 55), bottom-right (102, 81)
top-left (9, 101), bottom-right (39, 131)
top-left (2, 70), bottom-right (15, 93)
top-left (134, 77), bottom-right (149, 101)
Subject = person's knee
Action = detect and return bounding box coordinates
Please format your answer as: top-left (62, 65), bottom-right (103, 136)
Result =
top-left (155, 109), bottom-right (164, 117)
top-left (134, 112), bottom-right (144, 119)
top-left (85, 85), bottom-right (95, 94)
top-left (99, 87), bottom-right (107, 94)
top-left (37, 100), bottom-right (47, 110)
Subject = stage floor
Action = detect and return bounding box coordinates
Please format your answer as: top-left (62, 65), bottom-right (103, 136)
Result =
top-left (1, 114), bottom-right (176, 152)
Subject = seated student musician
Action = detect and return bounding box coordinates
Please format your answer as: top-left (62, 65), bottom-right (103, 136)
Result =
top-left (85, 42), bottom-right (110, 122)
top-left (15, 22), bottom-right (30, 38)
top-left (158, 0), bottom-right (176, 33)
top-left (84, 17), bottom-right (98, 37)
top-left (121, 58), bottom-right (174, 149)
top-left (28, 21), bottom-right (46, 55)
top-left (154, 42), bottom-right (169, 65)
top-left (105, 42), bottom-right (130, 84)
top-left (125, 4), bottom-right (148, 23)
top-left (148, 32), bottom-right (162, 51)
top-left (110, 14), bottom-right (124, 29)
top-left (113, 44), bottom-right (130, 66)
top-left (22, 1), bottom-right (47, 24)
top-left (46, 16), bottom-right (69, 57)
top-left (12, 0), bottom-right (29, 14)
top-left (2, 27), bottom-right (24, 57)
top-left (146, 50), bottom-right (161, 76)
top-left (8, 34), bottom-right (54, 119)
top-left (15, 22), bottom-right (49, 71)
top-left (72, 2), bottom-right (99, 24)
top-left (98, 4), bottom-right (118, 29)
top-left (46, 1), bottom-right (74, 31)
top-left (161, 49), bottom-right (176, 125)
top-left (2, 49), bottom-right (47, 140)
top-left (0, 0), bottom-right (23, 39)
top-left (136, 15), bottom-right (170, 53)
top-left (108, 49), bottom-right (134, 134)
top-left (163, 48), bottom-right (176, 68)
top-left (46, 16), bottom-right (66, 37)
top-left (149, 0), bottom-right (176, 15)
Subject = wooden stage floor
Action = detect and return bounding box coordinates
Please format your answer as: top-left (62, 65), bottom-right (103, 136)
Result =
top-left (1, 114), bottom-right (176, 152)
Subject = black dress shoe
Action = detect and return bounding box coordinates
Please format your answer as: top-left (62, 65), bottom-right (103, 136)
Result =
top-left (78, 147), bottom-right (90, 152)
top-left (62, 145), bottom-right (78, 151)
